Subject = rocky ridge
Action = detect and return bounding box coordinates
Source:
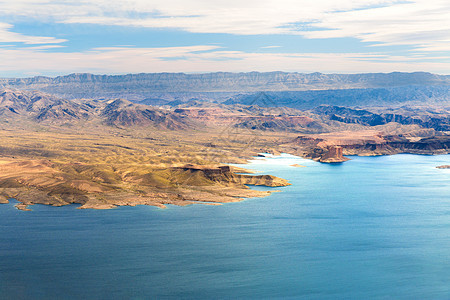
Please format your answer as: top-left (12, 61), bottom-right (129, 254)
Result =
top-left (1, 72), bottom-right (449, 104)
top-left (284, 130), bottom-right (450, 162)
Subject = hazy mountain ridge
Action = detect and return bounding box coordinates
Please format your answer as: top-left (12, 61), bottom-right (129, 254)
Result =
top-left (1, 72), bottom-right (449, 104)
top-left (226, 85), bottom-right (450, 109)
top-left (312, 105), bottom-right (450, 131)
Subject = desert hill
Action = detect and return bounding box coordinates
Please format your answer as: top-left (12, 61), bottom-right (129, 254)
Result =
top-left (0, 89), bottom-right (193, 128)
top-left (100, 98), bottom-right (189, 129)
top-left (0, 89), bottom-right (92, 123)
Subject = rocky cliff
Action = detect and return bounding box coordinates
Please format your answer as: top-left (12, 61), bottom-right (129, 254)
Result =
top-left (312, 105), bottom-right (450, 130)
top-left (176, 165), bottom-right (291, 187)
top-left (319, 146), bottom-right (349, 163)
top-left (1, 72), bottom-right (449, 104)
top-left (286, 131), bottom-right (450, 162)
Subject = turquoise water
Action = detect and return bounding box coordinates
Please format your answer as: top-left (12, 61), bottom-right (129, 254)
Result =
top-left (1, 154), bottom-right (449, 299)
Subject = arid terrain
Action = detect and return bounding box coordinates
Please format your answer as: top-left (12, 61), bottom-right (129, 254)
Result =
top-left (0, 86), bottom-right (449, 210)
top-left (0, 89), bottom-right (298, 210)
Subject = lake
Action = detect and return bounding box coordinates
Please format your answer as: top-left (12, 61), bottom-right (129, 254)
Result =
top-left (1, 154), bottom-right (449, 299)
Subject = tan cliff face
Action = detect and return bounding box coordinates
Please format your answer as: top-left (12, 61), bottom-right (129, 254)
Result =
top-left (283, 129), bottom-right (450, 163)
top-left (319, 146), bottom-right (349, 163)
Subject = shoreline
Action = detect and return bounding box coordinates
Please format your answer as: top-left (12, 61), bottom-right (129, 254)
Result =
top-left (2, 152), bottom-right (449, 211)
top-left (0, 157), bottom-right (290, 211)
top-left (1, 140), bottom-right (449, 211)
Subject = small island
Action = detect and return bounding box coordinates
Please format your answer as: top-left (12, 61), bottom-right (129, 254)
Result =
top-left (436, 165), bottom-right (450, 169)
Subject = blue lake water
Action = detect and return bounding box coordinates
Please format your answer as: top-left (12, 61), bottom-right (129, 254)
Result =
top-left (1, 154), bottom-right (449, 299)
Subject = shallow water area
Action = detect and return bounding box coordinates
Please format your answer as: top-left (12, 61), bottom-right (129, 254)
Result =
top-left (1, 154), bottom-right (449, 299)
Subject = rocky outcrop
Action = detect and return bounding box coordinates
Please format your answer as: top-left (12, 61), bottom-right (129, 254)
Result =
top-left (436, 165), bottom-right (450, 169)
top-left (300, 145), bottom-right (349, 163)
top-left (175, 165), bottom-right (291, 187)
top-left (312, 105), bottom-right (450, 131)
top-left (286, 131), bottom-right (450, 162)
top-left (15, 203), bottom-right (31, 211)
top-left (319, 146), bottom-right (349, 163)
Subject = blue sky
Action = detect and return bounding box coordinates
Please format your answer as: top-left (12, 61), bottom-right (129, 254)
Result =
top-left (0, 0), bottom-right (449, 77)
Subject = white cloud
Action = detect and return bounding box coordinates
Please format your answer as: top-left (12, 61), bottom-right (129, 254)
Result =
top-left (301, 0), bottom-right (450, 51)
top-left (1, 0), bottom-right (448, 49)
top-left (0, 22), bottom-right (66, 44)
top-left (0, 45), bottom-right (448, 76)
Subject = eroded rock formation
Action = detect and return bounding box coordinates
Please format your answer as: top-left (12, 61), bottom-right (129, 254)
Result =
top-left (319, 146), bottom-right (349, 163)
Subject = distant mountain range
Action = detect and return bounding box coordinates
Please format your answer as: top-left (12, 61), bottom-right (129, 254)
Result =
top-left (1, 72), bottom-right (449, 106)
top-left (226, 85), bottom-right (450, 109)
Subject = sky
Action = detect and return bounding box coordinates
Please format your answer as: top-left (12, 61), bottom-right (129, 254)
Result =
top-left (0, 0), bottom-right (449, 77)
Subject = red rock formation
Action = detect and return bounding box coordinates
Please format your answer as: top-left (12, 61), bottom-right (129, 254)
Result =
top-left (319, 146), bottom-right (349, 163)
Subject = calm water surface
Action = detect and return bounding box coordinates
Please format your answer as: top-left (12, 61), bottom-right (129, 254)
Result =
top-left (0, 154), bottom-right (449, 299)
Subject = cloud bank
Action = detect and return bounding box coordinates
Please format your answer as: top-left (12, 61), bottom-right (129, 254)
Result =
top-left (0, 0), bottom-right (449, 75)
top-left (2, 0), bottom-right (449, 49)
top-left (1, 46), bottom-right (448, 76)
